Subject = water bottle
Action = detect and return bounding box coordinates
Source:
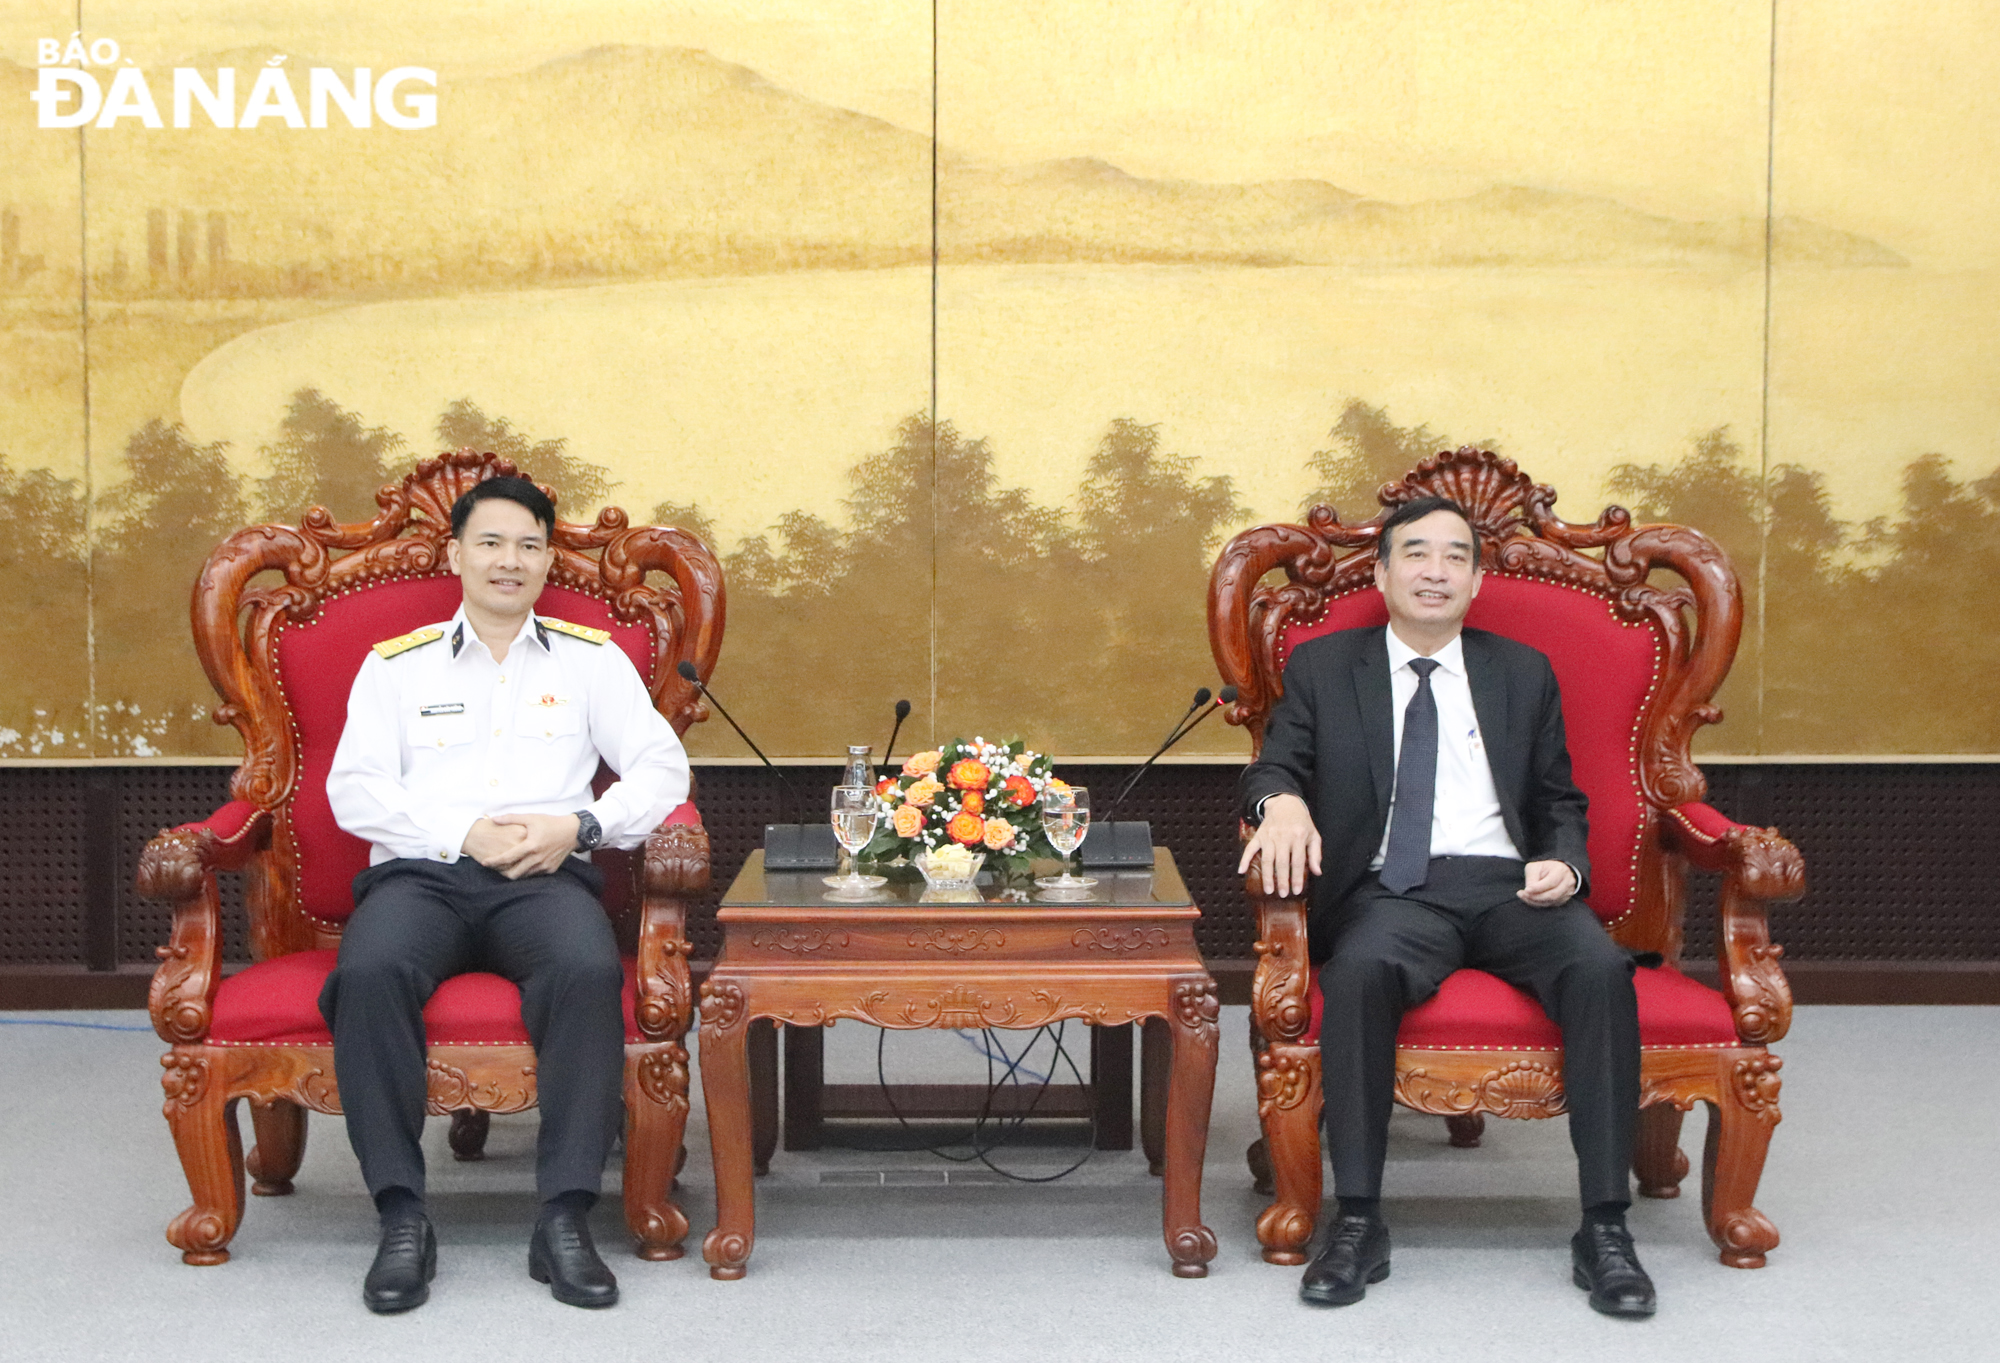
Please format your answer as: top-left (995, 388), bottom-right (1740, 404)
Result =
top-left (843, 744), bottom-right (873, 790)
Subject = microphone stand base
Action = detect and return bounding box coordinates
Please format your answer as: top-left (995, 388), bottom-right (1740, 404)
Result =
top-left (763, 824), bottom-right (842, 870)
top-left (1078, 821), bottom-right (1155, 869)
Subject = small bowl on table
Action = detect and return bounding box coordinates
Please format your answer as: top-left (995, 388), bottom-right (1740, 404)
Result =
top-left (914, 849), bottom-right (985, 901)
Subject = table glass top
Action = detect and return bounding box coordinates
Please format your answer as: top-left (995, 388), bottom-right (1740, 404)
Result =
top-left (720, 848), bottom-right (1193, 913)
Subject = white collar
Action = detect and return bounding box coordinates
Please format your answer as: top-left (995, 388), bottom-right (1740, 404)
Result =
top-left (1384, 627), bottom-right (1466, 679)
top-left (447, 606), bottom-right (544, 662)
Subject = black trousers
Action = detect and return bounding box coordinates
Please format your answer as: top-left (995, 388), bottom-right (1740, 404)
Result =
top-left (1317, 855), bottom-right (1640, 1210)
top-left (317, 857), bottom-right (623, 1202)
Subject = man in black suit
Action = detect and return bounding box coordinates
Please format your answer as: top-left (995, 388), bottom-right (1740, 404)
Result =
top-left (1238, 495), bottom-right (1655, 1318)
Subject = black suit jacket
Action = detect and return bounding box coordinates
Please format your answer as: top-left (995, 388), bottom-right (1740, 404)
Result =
top-left (1240, 625), bottom-right (1591, 938)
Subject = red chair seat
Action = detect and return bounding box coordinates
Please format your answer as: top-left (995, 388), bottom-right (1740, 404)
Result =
top-left (1303, 964), bottom-right (1739, 1050)
top-left (209, 949), bottom-right (644, 1046)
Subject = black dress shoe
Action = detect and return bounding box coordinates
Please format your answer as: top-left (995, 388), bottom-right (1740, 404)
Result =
top-left (1299, 1214), bottom-right (1391, 1307)
top-left (363, 1213), bottom-right (436, 1314)
top-left (1571, 1222), bottom-right (1658, 1318)
top-left (530, 1204), bottom-right (619, 1309)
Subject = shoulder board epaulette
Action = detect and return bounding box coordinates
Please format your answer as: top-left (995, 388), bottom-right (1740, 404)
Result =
top-left (540, 617), bottom-right (610, 645)
top-left (371, 626), bottom-right (445, 659)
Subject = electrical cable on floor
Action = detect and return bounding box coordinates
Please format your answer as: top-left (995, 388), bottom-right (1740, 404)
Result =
top-left (0, 1018), bottom-right (154, 1032)
top-left (869, 1022), bottom-right (1097, 1183)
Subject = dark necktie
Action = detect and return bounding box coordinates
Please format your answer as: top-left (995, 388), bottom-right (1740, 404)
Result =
top-left (1380, 657), bottom-right (1440, 894)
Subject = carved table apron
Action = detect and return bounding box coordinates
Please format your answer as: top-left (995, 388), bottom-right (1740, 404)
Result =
top-left (698, 848), bottom-right (1220, 1279)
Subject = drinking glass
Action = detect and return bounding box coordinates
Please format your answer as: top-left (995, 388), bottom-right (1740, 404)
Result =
top-left (1034, 786), bottom-right (1098, 890)
top-left (824, 785), bottom-right (887, 894)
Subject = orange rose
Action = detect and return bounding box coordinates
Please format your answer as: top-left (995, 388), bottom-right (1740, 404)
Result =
top-left (902, 750), bottom-right (942, 777)
top-left (947, 759), bottom-right (991, 791)
top-left (891, 804), bottom-right (926, 839)
top-left (1045, 777), bottom-right (1071, 797)
top-left (905, 776), bottom-right (943, 808)
top-left (874, 776), bottom-right (898, 799)
top-left (981, 817), bottom-right (1016, 851)
top-left (947, 811), bottom-right (985, 845)
top-left (1001, 774), bottom-right (1036, 808)
top-left (960, 789), bottom-right (985, 815)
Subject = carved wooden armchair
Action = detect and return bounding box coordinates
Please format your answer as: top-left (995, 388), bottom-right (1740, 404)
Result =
top-left (1209, 448), bottom-right (1804, 1270)
top-left (139, 450), bottom-right (724, 1265)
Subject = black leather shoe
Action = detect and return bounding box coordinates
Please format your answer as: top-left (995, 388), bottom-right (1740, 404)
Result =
top-left (1299, 1214), bottom-right (1391, 1307)
top-left (363, 1213), bottom-right (435, 1314)
top-left (1571, 1222), bottom-right (1658, 1318)
top-left (530, 1205), bottom-right (619, 1309)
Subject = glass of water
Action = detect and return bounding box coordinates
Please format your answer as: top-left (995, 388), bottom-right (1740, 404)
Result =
top-left (824, 784), bottom-right (887, 895)
top-left (1034, 785), bottom-right (1098, 890)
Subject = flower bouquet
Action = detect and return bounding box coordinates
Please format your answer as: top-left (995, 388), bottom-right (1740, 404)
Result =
top-left (863, 737), bottom-right (1064, 879)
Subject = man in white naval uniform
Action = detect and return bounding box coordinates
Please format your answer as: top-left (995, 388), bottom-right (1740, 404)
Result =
top-left (321, 476), bottom-right (689, 1313)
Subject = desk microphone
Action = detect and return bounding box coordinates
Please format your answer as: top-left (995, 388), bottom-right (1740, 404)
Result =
top-left (881, 699), bottom-right (912, 779)
top-left (1107, 686), bottom-right (1235, 816)
top-left (1079, 687), bottom-right (1223, 870)
top-left (676, 661), bottom-right (837, 867)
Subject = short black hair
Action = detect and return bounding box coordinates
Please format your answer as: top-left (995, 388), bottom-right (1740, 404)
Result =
top-left (1378, 495), bottom-right (1479, 561)
top-left (450, 476), bottom-right (556, 538)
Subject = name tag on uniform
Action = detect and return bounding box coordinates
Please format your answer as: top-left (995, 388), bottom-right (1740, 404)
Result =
top-left (419, 702), bottom-right (466, 717)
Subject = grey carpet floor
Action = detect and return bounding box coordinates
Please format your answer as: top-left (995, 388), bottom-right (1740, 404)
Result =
top-left (0, 1005), bottom-right (1991, 1362)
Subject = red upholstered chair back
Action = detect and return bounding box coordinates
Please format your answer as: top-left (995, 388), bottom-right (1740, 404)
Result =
top-left (1210, 449), bottom-right (1741, 953)
top-left (192, 451), bottom-right (725, 958)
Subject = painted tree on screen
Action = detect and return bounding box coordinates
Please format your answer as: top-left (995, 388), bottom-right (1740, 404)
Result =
top-left (258, 388), bottom-right (406, 524)
top-left (1604, 431), bottom-right (2000, 750)
top-left (1073, 418), bottom-right (1247, 748)
top-left (436, 399), bottom-right (616, 518)
top-left (0, 455), bottom-right (88, 754)
top-left (656, 414), bottom-right (1246, 755)
top-left (1301, 400), bottom-right (1495, 520)
top-left (1845, 457), bottom-right (2000, 749)
top-left (93, 420), bottom-right (249, 754)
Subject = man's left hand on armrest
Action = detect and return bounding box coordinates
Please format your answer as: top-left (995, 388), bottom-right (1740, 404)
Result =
top-left (1517, 858), bottom-right (1579, 906)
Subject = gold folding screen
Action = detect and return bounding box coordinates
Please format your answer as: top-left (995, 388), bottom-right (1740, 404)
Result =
top-left (1, 1), bottom-right (1994, 759)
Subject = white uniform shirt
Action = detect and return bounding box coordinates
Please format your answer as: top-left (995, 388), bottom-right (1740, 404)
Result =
top-left (328, 607), bottom-right (691, 866)
top-left (1370, 630), bottom-right (1524, 869)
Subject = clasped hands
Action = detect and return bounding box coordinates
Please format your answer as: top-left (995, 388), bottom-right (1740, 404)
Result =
top-left (1237, 793), bottom-right (1576, 905)
top-left (461, 813), bottom-right (581, 879)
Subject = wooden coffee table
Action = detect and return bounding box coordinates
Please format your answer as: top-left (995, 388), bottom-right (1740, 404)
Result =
top-left (698, 847), bottom-right (1220, 1279)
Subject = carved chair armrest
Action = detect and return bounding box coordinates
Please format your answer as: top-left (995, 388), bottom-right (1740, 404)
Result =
top-left (1664, 802), bottom-right (1806, 1045)
top-left (631, 810), bottom-right (709, 1043)
top-left (1242, 829), bottom-right (1314, 1046)
top-left (136, 802), bottom-right (271, 1045)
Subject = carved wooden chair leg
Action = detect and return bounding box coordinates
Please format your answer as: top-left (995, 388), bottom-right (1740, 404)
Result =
top-left (1253, 1043), bottom-right (1323, 1265)
top-left (447, 1107), bottom-right (491, 1161)
top-left (1445, 1113), bottom-right (1485, 1148)
top-left (1702, 1052), bottom-right (1782, 1268)
top-left (624, 1041), bottom-right (692, 1261)
top-left (1633, 1102), bottom-right (1690, 1199)
top-left (246, 1099), bottom-right (308, 1195)
top-left (161, 1051), bottom-right (245, 1266)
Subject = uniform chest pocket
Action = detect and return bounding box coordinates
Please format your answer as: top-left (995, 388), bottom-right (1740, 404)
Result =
top-left (517, 696), bottom-right (582, 742)
top-left (407, 712), bottom-right (474, 750)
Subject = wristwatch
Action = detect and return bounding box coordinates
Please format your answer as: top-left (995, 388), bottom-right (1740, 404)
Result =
top-left (572, 809), bottom-right (604, 853)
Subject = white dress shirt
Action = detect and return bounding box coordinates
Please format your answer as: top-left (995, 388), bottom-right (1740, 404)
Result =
top-left (328, 607), bottom-right (691, 866)
top-left (1370, 630), bottom-right (1524, 869)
